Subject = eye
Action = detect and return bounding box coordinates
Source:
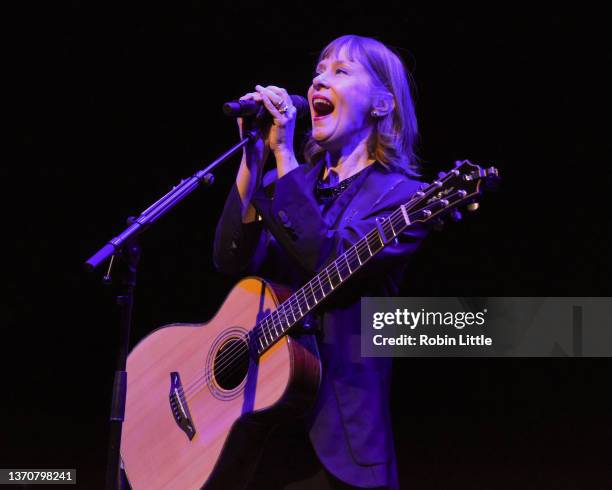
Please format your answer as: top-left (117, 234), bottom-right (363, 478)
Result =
top-left (335, 68), bottom-right (348, 75)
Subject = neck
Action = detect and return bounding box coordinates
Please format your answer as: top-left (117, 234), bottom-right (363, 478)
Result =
top-left (323, 129), bottom-right (375, 182)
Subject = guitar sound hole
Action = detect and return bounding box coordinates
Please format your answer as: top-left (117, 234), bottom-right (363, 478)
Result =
top-left (213, 337), bottom-right (250, 390)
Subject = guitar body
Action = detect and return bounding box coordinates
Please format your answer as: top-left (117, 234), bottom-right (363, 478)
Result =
top-left (120, 277), bottom-right (321, 490)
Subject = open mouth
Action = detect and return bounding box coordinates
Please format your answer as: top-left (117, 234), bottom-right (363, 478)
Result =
top-left (312, 96), bottom-right (335, 118)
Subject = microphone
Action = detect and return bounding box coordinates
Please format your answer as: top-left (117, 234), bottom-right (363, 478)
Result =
top-left (223, 95), bottom-right (310, 119)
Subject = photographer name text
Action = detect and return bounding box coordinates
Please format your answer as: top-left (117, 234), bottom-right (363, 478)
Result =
top-left (370, 308), bottom-right (493, 348)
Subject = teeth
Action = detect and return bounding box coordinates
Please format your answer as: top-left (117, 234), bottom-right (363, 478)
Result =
top-left (313, 97), bottom-right (334, 117)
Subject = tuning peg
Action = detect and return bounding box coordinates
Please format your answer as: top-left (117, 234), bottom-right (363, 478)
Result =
top-left (450, 209), bottom-right (462, 222)
top-left (467, 202), bottom-right (479, 212)
top-left (438, 171), bottom-right (447, 179)
top-left (455, 160), bottom-right (462, 167)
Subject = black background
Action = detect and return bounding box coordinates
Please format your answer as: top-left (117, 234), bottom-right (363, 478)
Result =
top-left (4, 2), bottom-right (611, 488)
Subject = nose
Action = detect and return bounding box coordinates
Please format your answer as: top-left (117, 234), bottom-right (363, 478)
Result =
top-left (312, 72), bottom-right (329, 90)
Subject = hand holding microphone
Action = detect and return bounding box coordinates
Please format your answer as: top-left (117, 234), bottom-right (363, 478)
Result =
top-left (227, 85), bottom-right (307, 198)
top-left (223, 91), bottom-right (309, 119)
top-left (224, 86), bottom-right (308, 158)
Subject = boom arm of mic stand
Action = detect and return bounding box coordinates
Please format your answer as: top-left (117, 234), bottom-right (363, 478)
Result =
top-left (85, 134), bottom-right (254, 270)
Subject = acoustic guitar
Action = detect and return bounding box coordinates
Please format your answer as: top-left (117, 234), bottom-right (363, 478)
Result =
top-left (120, 160), bottom-right (499, 489)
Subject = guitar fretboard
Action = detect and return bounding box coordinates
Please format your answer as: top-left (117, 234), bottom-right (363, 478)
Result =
top-left (247, 162), bottom-right (488, 356)
top-left (250, 202), bottom-right (416, 355)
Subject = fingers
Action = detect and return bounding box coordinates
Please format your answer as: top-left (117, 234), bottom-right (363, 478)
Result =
top-left (265, 86), bottom-right (297, 118)
top-left (255, 85), bottom-right (285, 106)
top-left (266, 85), bottom-right (290, 105)
top-left (266, 86), bottom-right (297, 120)
top-left (256, 86), bottom-right (283, 121)
top-left (239, 91), bottom-right (262, 102)
top-left (255, 85), bottom-right (296, 122)
top-left (241, 86), bottom-right (291, 108)
top-left (237, 92), bottom-right (262, 129)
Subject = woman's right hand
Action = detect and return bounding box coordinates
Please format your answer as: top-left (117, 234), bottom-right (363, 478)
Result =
top-left (237, 91), bottom-right (269, 170)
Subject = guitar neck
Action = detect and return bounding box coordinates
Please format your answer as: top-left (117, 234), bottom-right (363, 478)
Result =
top-left (252, 200), bottom-right (422, 355)
top-left (250, 162), bottom-right (497, 356)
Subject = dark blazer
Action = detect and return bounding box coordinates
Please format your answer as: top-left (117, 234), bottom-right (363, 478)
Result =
top-left (213, 160), bottom-right (427, 489)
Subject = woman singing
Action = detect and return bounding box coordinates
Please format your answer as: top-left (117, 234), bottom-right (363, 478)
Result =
top-left (214, 34), bottom-right (427, 490)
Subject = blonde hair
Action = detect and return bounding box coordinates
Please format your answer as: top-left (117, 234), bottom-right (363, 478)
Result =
top-left (304, 35), bottom-right (420, 176)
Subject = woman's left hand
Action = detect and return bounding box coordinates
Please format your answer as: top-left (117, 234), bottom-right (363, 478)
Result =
top-left (255, 84), bottom-right (297, 159)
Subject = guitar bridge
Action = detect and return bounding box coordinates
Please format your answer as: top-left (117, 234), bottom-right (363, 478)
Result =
top-left (169, 372), bottom-right (196, 441)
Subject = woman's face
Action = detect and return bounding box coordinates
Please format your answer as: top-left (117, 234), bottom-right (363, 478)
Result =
top-left (308, 47), bottom-right (376, 152)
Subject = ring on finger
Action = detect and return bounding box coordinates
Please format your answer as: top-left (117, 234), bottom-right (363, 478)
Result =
top-left (278, 104), bottom-right (290, 114)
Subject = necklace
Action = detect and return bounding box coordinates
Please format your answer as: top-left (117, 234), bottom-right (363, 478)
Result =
top-left (315, 171), bottom-right (362, 203)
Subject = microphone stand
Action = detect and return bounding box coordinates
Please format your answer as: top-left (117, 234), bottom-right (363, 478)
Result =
top-left (86, 130), bottom-right (259, 490)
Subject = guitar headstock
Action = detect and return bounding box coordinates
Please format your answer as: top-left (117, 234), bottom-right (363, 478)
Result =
top-left (406, 160), bottom-right (500, 225)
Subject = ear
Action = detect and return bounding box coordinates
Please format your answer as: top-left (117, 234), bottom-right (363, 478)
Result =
top-left (371, 91), bottom-right (395, 118)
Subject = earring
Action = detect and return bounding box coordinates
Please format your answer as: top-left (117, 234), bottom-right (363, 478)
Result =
top-left (371, 110), bottom-right (379, 117)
